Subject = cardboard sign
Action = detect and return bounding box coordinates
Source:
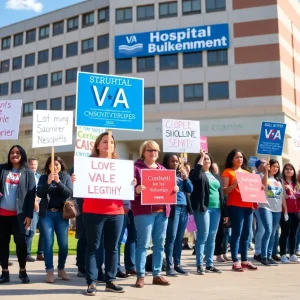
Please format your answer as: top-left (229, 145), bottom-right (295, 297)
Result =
top-left (236, 172), bottom-right (267, 203)
top-left (75, 126), bottom-right (106, 157)
top-left (248, 156), bottom-right (258, 168)
top-left (141, 169), bottom-right (176, 205)
top-left (32, 110), bottom-right (73, 148)
top-left (76, 72), bottom-right (144, 131)
top-left (257, 121), bottom-right (286, 156)
top-left (200, 136), bottom-right (208, 152)
top-left (292, 122), bottom-right (300, 151)
top-left (0, 100), bottom-right (22, 140)
top-left (73, 156), bottom-right (134, 200)
top-left (186, 215), bottom-right (197, 233)
top-left (162, 119), bottom-right (200, 153)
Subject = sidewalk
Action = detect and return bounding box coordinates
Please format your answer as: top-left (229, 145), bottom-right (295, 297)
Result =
top-left (1, 251), bottom-right (299, 300)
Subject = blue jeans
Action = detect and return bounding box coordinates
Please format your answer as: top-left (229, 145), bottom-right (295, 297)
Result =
top-left (118, 214), bottom-right (128, 272)
top-left (259, 208), bottom-right (281, 259)
top-left (228, 206), bottom-right (253, 262)
top-left (25, 211), bottom-right (39, 255)
top-left (254, 209), bottom-right (264, 255)
top-left (273, 228), bottom-right (279, 255)
top-left (134, 212), bottom-right (168, 277)
top-left (124, 210), bottom-right (136, 271)
top-left (39, 211), bottom-right (69, 271)
top-left (76, 214), bottom-right (87, 272)
top-left (194, 208), bottom-right (221, 266)
top-left (165, 205), bottom-right (188, 267)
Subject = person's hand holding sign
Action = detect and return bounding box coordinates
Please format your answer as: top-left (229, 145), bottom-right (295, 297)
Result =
top-left (136, 185), bottom-right (146, 194)
top-left (47, 173), bottom-right (54, 184)
top-left (53, 173), bottom-right (60, 183)
top-left (173, 186), bottom-right (179, 193)
top-left (180, 168), bottom-right (188, 180)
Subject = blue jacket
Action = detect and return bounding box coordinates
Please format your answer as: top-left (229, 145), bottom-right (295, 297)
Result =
top-left (176, 175), bottom-right (193, 205)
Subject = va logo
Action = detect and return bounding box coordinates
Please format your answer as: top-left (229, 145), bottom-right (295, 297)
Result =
top-left (265, 129), bottom-right (281, 140)
top-left (126, 35), bottom-right (137, 43)
top-left (92, 86), bottom-right (129, 108)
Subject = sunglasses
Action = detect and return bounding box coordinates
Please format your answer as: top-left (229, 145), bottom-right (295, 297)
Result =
top-left (145, 149), bottom-right (158, 153)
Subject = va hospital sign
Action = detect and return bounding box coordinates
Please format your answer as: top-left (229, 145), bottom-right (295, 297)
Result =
top-left (114, 23), bottom-right (229, 58)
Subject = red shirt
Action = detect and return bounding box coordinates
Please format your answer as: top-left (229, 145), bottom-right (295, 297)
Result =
top-left (284, 181), bottom-right (300, 213)
top-left (83, 198), bottom-right (124, 215)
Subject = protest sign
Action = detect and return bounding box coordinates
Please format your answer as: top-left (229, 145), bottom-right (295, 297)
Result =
top-left (236, 172), bottom-right (267, 203)
top-left (292, 122), bottom-right (300, 150)
top-left (0, 100), bottom-right (22, 140)
top-left (73, 156), bottom-right (134, 200)
top-left (257, 122), bottom-right (286, 156)
top-left (186, 215), bottom-right (197, 233)
top-left (75, 126), bottom-right (106, 156)
top-left (200, 136), bottom-right (208, 152)
top-left (141, 169), bottom-right (176, 205)
top-left (76, 72), bottom-right (144, 131)
top-left (32, 110), bottom-right (73, 148)
top-left (162, 119), bottom-right (200, 153)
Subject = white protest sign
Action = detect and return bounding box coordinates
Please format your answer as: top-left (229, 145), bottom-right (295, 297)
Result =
top-left (293, 122), bottom-right (300, 150)
top-left (75, 126), bottom-right (106, 156)
top-left (73, 156), bottom-right (134, 200)
top-left (0, 100), bottom-right (22, 140)
top-left (162, 119), bottom-right (200, 153)
top-left (32, 110), bottom-right (73, 148)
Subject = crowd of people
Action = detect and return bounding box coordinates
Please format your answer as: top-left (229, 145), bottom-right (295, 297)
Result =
top-left (1, 132), bottom-right (300, 296)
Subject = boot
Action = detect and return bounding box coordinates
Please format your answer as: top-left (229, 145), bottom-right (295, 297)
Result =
top-left (0, 271), bottom-right (10, 284)
top-left (46, 270), bottom-right (54, 283)
top-left (58, 269), bottom-right (70, 280)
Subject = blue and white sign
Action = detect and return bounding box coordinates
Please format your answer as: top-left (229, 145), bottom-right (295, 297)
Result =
top-left (115, 23), bottom-right (229, 59)
top-left (248, 156), bottom-right (258, 168)
top-left (76, 72), bottom-right (144, 131)
top-left (257, 122), bottom-right (286, 156)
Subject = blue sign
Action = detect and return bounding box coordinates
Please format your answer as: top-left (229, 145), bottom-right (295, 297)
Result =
top-left (115, 23), bottom-right (229, 59)
top-left (257, 122), bottom-right (286, 156)
top-left (76, 72), bottom-right (144, 131)
top-left (248, 156), bottom-right (258, 168)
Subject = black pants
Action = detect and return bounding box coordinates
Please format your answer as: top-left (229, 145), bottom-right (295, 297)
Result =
top-left (279, 212), bottom-right (300, 256)
top-left (0, 215), bottom-right (27, 270)
top-left (76, 214), bottom-right (87, 272)
top-left (215, 222), bottom-right (230, 256)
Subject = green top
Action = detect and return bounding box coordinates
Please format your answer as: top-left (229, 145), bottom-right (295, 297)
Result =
top-left (205, 172), bottom-right (220, 208)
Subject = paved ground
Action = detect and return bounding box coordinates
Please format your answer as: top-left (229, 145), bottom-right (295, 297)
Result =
top-left (1, 251), bottom-right (300, 300)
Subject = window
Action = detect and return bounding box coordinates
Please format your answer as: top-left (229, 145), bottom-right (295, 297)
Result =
top-left (51, 71), bottom-right (62, 86)
top-left (13, 56), bottom-right (22, 70)
top-left (206, 0), bottom-right (226, 12)
top-left (81, 64), bottom-right (93, 72)
top-left (159, 2), bottom-right (177, 18)
top-left (137, 4), bottom-right (154, 21)
top-left (97, 61), bottom-right (109, 74)
top-left (52, 45), bottom-right (63, 60)
top-left (39, 25), bottom-right (50, 39)
top-left (0, 83), bottom-right (9, 96)
top-left (66, 68), bottom-right (77, 84)
top-left (183, 52), bottom-right (203, 68)
top-left (144, 87), bottom-right (155, 104)
top-left (82, 38), bottom-right (94, 54)
top-left (97, 34), bottom-right (109, 50)
top-left (67, 16), bottom-right (79, 31)
top-left (66, 42), bottom-right (78, 57)
top-left (1, 36), bottom-right (11, 50)
top-left (83, 12), bottom-right (94, 27)
top-left (14, 33), bottom-right (23, 47)
top-left (0, 60), bottom-right (10, 73)
top-left (116, 7), bottom-right (132, 24)
top-left (11, 80), bottom-right (21, 94)
top-left (25, 130), bottom-right (32, 136)
top-left (207, 49), bottom-right (228, 66)
top-left (137, 56), bottom-right (155, 72)
top-left (98, 7), bottom-right (109, 23)
top-left (23, 103), bottom-right (33, 117)
top-left (160, 86), bottom-right (179, 103)
top-left (36, 100), bottom-right (47, 110)
top-left (50, 98), bottom-right (62, 110)
top-left (115, 59), bottom-right (132, 74)
top-left (182, 0), bottom-right (201, 15)
top-left (37, 74), bottom-right (48, 89)
top-left (53, 21), bottom-right (64, 36)
top-left (26, 29), bottom-right (36, 44)
top-left (208, 82), bottom-right (229, 100)
top-left (24, 77), bottom-right (34, 91)
top-left (25, 53), bottom-right (35, 67)
top-left (160, 54), bottom-right (178, 70)
top-left (184, 84), bottom-right (203, 102)
top-left (38, 49), bottom-right (49, 64)
top-left (65, 95), bottom-right (76, 110)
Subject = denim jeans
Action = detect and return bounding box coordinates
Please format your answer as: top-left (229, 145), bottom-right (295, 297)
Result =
top-left (273, 228), bottom-right (279, 255)
top-left (259, 208), bottom-right (281, 259)
top-left (37, 220), bottom-right (44, 255)
top-left (254, 209), bottom-right (264, 255)
top-left (228, 206), bottom-right (253, 262)
top-left (165, 205), bottom-right (188, 267)
top-left (118, 214), bottom-right (128, 272)
top-left (124, 210), bottom-right (136, 271)
top-left (83, 213), bottom-right (124, 285)
top-left (134, 212), bottom-right (168, 277)
top-left (194, 208), bottom-right (221, 266)
top-left (76, 214), bottom-right (87, 272)
top-left (39, 211), bottom-right (69, 271)
top-left (25, 211), bottom-right (39, 255)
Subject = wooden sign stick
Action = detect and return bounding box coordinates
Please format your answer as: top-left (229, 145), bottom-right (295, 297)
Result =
top-left (108, 129), bottom-right (113, 159)
top-left (51, 146), bottom-right (55, 174)
top-left (180, 153), bottom-right (184, 169)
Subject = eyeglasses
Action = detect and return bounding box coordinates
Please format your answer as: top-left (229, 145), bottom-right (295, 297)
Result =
top-left (285, 168), bottom-right (293, 171)
top-left (145, 149), bottom-right (158, 153)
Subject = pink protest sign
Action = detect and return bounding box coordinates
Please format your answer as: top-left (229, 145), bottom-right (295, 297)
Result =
top-left (186, 215), bottom-right (197, 233)
top-left (200, 136), bottom-right (208, 152)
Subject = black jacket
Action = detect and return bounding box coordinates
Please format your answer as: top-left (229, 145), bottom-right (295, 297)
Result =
top-left (189, 164), bottom-right (228, 217)
top-left (0, 164), bottom-right (36, 233)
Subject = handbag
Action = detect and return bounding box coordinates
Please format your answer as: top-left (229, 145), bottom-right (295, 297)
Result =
top-left (63, 199), bottom-right (81, 220)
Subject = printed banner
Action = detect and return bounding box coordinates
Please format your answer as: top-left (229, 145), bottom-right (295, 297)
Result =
top-left (0, 100), bottom-right (22, 140)
top-left (292, 122), bottom-right (300, 151)
top-left (186, 215), bottom-right (197, 233)
top-left (162, 119), bottom-right (200, 153)
top-left (200, 136), bottom-right (208, 152)
top-left (73, 156), bottom-right (134, 200)
top-left (141, 169), bottom-right (176, 205)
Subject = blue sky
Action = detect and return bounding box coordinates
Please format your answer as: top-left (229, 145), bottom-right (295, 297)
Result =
top-left (0, 0), bottom-right (86, 28)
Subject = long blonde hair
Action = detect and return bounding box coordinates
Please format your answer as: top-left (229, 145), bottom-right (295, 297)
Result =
top-left (91, 132), bottom-right (118, 159)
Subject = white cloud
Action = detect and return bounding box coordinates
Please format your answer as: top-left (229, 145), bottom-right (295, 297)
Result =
top-left (5, 0), bottom-right (44, 13)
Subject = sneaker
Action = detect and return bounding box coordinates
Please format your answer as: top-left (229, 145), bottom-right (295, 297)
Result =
top-left (77, 270), bottom-right (86, 277)
top-left (295, 251), bottom-right (300, 256)
top-left (272, 254), bottom-right (281, 262)
top-left (36, 254), bottom-right (44, 261)
top-left (26, 255), bottom-right (36, 262)
top-left (86, 283), bottom-right (97, 296)
top-left (205, 266), bottom-right (222, 274)
top-left (232, 263), bottom-right (244, 272)
top-left (281, 255), bottom-right (290, 264)
top-left (182, 244), bottom-right (193, 250)
top-left (197, 265), bottom-right (205, 275)
top-left (261, 258), bottom-right (270, 266)
top-left (253, 254), bottom-right (262, 262)
top-left (152, 276), bottom-right (170, 286)
top-left (267, 258), bottom-right (279, 266)
top-left (105, 282), bottom-right (125, 293)
top-left (241, 261), bottom-right (258, 270)
top-left (0, 271), bottom-right (10, 284)
top-left (174, 265), bottom-right (189, 275)
top-left (135, 277), bottom-right (145, 288)
top-left (289, 254), bottom-right (300, 263)
top-left (19, 270), bottom-right (30, 284)
top-left (166, 267), bottom-right (178, 277)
